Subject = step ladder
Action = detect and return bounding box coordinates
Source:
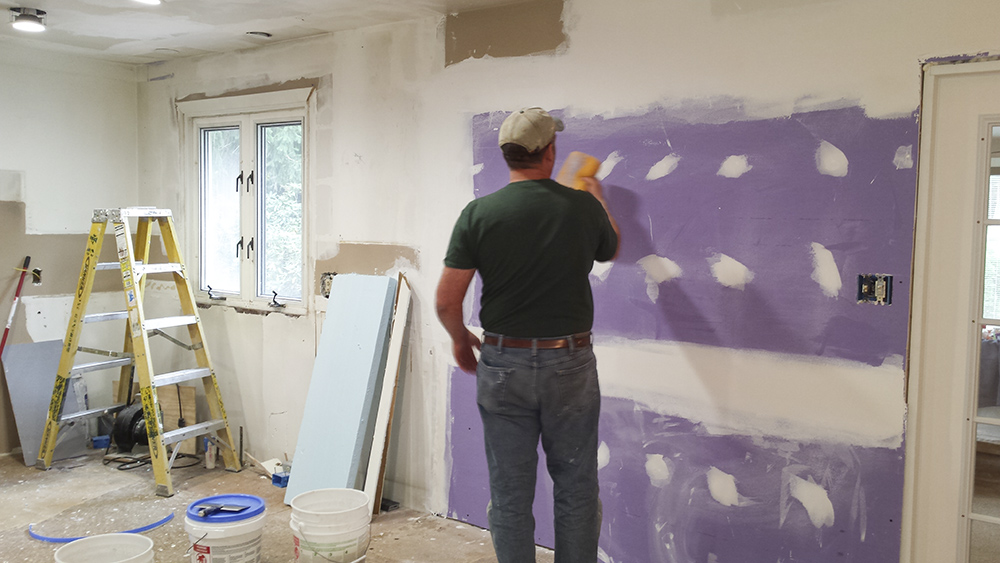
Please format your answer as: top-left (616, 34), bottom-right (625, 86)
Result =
top-left (36, 207), bottom-right (240, 497)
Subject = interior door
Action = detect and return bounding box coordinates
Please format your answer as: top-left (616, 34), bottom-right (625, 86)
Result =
top-left (905, 59), bottom-right (1000, 563)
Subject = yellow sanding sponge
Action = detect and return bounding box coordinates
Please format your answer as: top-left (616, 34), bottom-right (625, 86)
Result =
top-left (555, 151), bottom-right (601, 190)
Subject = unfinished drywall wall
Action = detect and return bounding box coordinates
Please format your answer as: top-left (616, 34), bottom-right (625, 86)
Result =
top-left (117, 1), bottom-right (1000, 560)
top-left (449, 105), bottom-right (914, 559)
top-left (0, 47), bottom-right (139, 455)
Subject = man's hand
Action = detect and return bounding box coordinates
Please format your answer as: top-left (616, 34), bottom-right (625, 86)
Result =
top-left (452, 328), bottom-right (482, 373)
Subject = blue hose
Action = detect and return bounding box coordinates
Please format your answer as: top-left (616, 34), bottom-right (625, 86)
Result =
top-left (28, 511), bottom-right (174, 543)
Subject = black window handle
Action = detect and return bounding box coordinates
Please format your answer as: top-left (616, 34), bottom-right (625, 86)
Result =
top-left (236, 236), bottom-right (243, 258)
top-left (247, 237), bottom-right (254, 259)
top-left (247, 171), bottom-right (254, 192)
top-left (236, 171), bottom-right (243, 192)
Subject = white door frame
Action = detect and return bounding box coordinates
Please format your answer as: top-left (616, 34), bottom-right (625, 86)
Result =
top-left (903, 59), bottom-right (1000, 563)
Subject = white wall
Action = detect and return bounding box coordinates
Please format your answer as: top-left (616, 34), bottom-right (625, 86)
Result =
top-left (0, 42), bottom-right (138, 231)
top-left (132, 0), bottom-right (1000, 514)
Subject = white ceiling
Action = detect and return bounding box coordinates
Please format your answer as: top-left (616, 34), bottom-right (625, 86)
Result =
top-left (0, 0), bottom-right (517, 65)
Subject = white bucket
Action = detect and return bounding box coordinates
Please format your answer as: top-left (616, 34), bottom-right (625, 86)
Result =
top-left (185, 494), bottom-right (266, 563)
top-left (290, 488), bottom-right (370, 530)
top-left (54, 533), bottom-right (154, 563)
top-left (291, 520), bottom-right (369, 562)
top-left (289, 488), bottom-right (372, 562)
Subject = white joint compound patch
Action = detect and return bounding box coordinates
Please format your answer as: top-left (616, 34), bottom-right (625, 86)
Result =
top-left (646, 154), bottom-right (681, 180)
top-left (708, 253), bottom-right (754, 290)
top-left (717, 155), bottom-right (752, 178)
top-left (597, 441), bottom-right (610, 470)
top-left (597, 151), bottom-right (624, 181)
top-left (788, 474), bottom-right (835, 528)
top-left (645, 454), bottom-right (673, 487)
top-left (893, 145), bottom-right (913, 170)
top-left (590, 260), bottom-right (614, 282)
top-left (816, 140), bottom-right (849, 177)
top-left (472, 163), bottom-right (484, 175)
top-left (637, 255), bottom-right (682, 303)
top-left (810, 242), bottom-right (841, 298)
top-left (706, 467), bottom-right (740, 507)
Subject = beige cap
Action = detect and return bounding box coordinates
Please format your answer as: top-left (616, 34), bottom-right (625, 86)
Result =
top-left (498, 107), bottom-right (565, 152)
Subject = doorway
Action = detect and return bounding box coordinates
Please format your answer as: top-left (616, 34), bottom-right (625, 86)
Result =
top-left (905, 59), bottom-right (1000, 563)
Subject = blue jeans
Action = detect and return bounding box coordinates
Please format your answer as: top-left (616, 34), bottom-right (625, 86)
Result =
top-left (476, 334), bottom-right (602, 563)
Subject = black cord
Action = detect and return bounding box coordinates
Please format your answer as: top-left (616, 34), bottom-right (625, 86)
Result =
top-left (103, 452), bottom-right (202, 470)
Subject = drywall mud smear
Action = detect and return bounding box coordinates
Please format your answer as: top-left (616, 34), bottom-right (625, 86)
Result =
top-left (445, 0), bottom-right (565, 66)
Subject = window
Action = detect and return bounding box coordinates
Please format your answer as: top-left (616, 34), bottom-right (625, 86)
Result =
top-left (178, 88), bottom-right (312, 311)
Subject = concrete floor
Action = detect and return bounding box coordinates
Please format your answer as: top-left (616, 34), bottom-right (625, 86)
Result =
top-left (0, 450), bottom-right (555, 562)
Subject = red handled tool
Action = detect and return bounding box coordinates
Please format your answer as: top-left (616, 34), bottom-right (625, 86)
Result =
top-left (1, 256), bottom-right (31, 359)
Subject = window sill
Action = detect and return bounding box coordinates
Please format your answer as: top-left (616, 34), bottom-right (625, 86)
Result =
top-left (195, 296), bottom-right (308, 317)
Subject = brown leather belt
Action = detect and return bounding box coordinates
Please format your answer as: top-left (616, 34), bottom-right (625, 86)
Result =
top-left (482, 332), bottom-right (592, 350)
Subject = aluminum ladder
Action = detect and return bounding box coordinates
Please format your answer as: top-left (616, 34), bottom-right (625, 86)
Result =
top-left (36, 207), bottom-right (240, 496)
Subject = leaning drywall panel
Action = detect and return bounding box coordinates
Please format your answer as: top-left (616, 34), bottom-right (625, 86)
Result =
top-left (284, 274), bottom-right (396, 503)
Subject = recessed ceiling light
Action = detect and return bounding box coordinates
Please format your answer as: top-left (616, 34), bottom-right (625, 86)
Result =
top-left (10, 8), bottom-right (46, 33)
top-left (246, 31), bottom-right (272, 38)
top-left (133, 0), bottom-right (162, 5)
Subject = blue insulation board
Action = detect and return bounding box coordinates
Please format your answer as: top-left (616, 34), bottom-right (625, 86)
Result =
top-left (284, 274), bottom-right (397, 504)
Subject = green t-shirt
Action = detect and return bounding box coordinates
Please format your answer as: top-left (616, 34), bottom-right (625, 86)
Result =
top-left (444, 179), bottom-right (618, 337)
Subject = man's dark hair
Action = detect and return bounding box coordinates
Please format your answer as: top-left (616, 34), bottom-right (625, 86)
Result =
top-left (502, 143), bottom-right (548, 170)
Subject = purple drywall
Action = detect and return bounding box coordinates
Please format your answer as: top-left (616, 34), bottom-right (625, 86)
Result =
top-left (449, 103), bottom-right (914, 561)
top-left (450, 371), bottom-right (904, 561)
top-left (471, 105), bottom-right (917, 366)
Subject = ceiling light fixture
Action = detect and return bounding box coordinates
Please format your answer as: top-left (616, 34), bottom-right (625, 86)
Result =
top-left (246, 31), bottom-right (272, 38)
top-left (133, 0), bottom-right (162, 5)
top-left (10, 8), bottom-right (46, 33)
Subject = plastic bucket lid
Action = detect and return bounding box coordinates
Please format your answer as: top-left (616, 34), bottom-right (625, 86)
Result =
top-left (54, 533), bottom-right (154, 563)
top-left (186, 494), bottom-right (265, 523)
top-left (290, 489), bottom-right (369, 525)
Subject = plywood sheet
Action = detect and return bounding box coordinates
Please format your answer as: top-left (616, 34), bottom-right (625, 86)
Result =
top-left (365, 274), bottom-right (411, 514)
top-left (284, 274), bottom-right (396, 504)
top-left (1, 340), bottom-right (88, 465)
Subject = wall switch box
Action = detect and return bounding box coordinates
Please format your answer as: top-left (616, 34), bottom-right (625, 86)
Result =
top-left (857, 274), bottom-right (893, 305)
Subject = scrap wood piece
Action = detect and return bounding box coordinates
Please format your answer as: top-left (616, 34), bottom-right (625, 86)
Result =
top-left (283, 274), bottom-right (397, 504)
top-left (365, 273), bottom-right (412, 514)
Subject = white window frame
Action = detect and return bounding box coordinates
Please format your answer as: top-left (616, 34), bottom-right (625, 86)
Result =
top-left (177, 87), bottom-right (313, 315)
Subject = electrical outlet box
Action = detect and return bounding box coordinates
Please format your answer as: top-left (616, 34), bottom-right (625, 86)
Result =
top-left (857, 274), bottom-right (893, 305)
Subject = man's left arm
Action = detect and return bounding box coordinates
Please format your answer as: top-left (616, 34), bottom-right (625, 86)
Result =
top-left (436, 266), bottom-right (481, 373)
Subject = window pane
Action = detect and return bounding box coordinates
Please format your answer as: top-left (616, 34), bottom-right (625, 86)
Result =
top-left (989, 125), bottom-right (1000, 220)
top-left (201, 127), bottom-right (241, 294)
top-left (985, 226), bottom-right (1000, 319)
top-left (258, 122), bottom-right (303, 300)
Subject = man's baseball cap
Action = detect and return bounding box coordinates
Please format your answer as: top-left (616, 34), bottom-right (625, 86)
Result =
top-left (498, 107), bottom-right (564, 153)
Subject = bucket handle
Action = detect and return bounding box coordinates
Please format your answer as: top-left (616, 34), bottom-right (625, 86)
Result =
top-left (291, 520), bottom-right (348, 563)
top-left (184, 532), bottom-right (208, 557)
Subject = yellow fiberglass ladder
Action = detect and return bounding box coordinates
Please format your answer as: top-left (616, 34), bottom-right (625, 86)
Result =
top-left (36, 207), bottom-right (240, 496)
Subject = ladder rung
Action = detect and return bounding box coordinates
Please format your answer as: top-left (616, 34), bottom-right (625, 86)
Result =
top-left (84, 311), bottom-right (128, 323)
top-left (145, 316), bottom-right (198, 331)
top-left (96, 262), bottom-right (122, 271)
top-left (60, 403), bottom-right (127, 424)
top-left (136, 263), bottom-right (183, 275)
top-left (153, 368), bottom-right (211, 387)
top-left (70, 357), bottom-right (133, 375)
top-left (162, 419), bottom-right (225, 446)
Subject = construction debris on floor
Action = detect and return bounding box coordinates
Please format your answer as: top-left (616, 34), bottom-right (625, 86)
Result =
top-left (0, 451), bottom-right (555, 562)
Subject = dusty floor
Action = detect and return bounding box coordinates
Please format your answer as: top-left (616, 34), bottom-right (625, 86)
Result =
top-left (0, 451), bottom-right (555, 562)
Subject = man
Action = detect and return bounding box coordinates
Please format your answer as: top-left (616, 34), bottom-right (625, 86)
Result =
top-left (436, 107), bottom-right (620, 563)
